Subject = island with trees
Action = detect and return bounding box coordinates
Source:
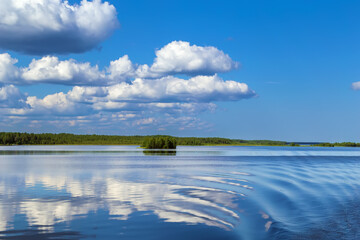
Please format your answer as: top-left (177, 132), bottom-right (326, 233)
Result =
top-left (141, 136), bottom-right (177, 149)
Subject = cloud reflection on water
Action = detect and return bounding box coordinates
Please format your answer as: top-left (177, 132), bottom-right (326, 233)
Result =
top-left (0, 172), bottom-right (247, 233)
top-left (1, 146), bottom-right (359, 239)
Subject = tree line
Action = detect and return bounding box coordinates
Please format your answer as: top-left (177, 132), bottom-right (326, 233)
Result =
top-left (311, 142), bottom-right (360, 147)
top-left (0, 132), bottom-right (325, 147)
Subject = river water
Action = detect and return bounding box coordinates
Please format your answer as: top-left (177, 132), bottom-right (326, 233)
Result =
top-left (0, 145), bottom-right (359, 240)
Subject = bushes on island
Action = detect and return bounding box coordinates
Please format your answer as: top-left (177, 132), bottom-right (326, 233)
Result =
top-left (141, 136), bottom-right (177, 149)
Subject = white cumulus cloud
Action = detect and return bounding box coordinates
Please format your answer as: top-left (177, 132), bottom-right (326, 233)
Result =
top-left (19, 92), bottom-right (92, 116)
top-left (22, 56), bottom-right (106, 85)
top-left (149, 41), bottom-right (239, 76)
top-left (0, 54), bottom-right (108, 86)
top-left (0, 0), bottom-right (118, 54)
top-left (0, 39), bottom-right (256, 131)
top-left (0, 41), bottom-right (241, 86)
top-left (107, 55), bottom-right (137, 81)
top-left (68, 75), bottom-right (255, 104)
top-left (6, 74), bottom-right (254, 116)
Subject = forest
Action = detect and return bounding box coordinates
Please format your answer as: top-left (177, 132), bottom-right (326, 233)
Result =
top-left (311, 142), bottom-right (360, 147)
top-left (0, 132), bottom-right (300, 146)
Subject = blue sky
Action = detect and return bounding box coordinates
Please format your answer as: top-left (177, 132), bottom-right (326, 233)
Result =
top-left (0, 0), bottom-right (359, 142)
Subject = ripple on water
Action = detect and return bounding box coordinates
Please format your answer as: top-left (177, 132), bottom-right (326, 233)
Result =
top-left (0, 147), bottom-right (359, 240)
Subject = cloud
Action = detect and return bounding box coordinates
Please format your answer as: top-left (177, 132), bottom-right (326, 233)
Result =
top-left (0, 53), bottom-right (253, 103)
top-left (4, 73), bottom-right (253, 118)
top-left (107, 55), bottom-right (137, 82)
top-left (2, 77), bottom-right (230, 131)
top-left (90, 102), bottom-right (216, 114)
top-left (22, 56), bottom-right (106, 85)
top-left (0, 85), bottom-right (27, 108)
top-left (0, 75), bottom-right (247, 132)
top-left (0, 54), bottom-right (140, 86)
top-left (352, 81), bottom-right (360, 90)
top-left (0, 54), bottom-right (108, 86)
top-left (68, 75), bottom-right (255, 104)
top-left (0, 41), bottom-right (240, 86)
top-left (6, 100), bottom-right (215, 133)
top-left (15, 92), bottom-right (92, 116)
top-left (0, 0), bottom-right (118, 55)
top-left (7, 83), bottom-right (225, 117)
top-left (149, 41), bottom-right (239, 76)
top-left (0, 39), bottom-right (254, 132)
top-left (0, 54), bottom-right (20, 84)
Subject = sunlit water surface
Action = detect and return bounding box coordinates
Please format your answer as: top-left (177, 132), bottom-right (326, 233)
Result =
top-left (0, 145), bottom-right (359, 240)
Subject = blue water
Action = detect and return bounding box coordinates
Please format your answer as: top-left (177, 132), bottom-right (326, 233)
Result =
top-left (0, 146), bottom-right (359, 240)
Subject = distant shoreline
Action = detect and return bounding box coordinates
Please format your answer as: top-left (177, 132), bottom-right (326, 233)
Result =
top-left (0, 132), bottom-right (358, 147)
top-left (0, 144), bottom-right (357, 147)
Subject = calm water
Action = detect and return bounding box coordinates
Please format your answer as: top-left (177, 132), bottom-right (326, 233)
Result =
top-left (0, 146), bottom-right (359, 240)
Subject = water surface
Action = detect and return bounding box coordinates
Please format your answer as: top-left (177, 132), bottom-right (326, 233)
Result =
top-left (0, 146), bottom-right (359, 239)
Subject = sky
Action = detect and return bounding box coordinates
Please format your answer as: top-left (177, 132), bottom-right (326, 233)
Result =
top-left (0, 0), bottom-right (359, 142)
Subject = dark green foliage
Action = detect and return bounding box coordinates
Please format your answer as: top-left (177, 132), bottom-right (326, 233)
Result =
top-left (334, 142), bottom-right (360, 147)
top-left (0, 132), bottom-right (145, 145)
top-left (1, 132), bottom-right (358, 148)
top-left (177, 137), bottom-right (232, 145)
top-left (0, 132), bottom-right (288, 146)
top-left (312, 142), bottom-right (360, 147)
top-left (311, 143), bottom-right (335, 147)
top-left (232, 139), bottom-right (289, 146)
top-left (176, 138), bottom-right (290, 146)
top-left (141, 136), bottom-right (177, 149)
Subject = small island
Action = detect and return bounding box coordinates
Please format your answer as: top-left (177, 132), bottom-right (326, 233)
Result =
top-left (141, 136), bottom-right (177, 149)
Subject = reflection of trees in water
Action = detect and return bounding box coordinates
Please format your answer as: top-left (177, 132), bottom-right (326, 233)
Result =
top-left (143, 150), bottom-right (177, 156)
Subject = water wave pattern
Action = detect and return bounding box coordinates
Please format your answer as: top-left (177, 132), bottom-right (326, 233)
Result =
top-left (0, 146), bottom-right (359, 239)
